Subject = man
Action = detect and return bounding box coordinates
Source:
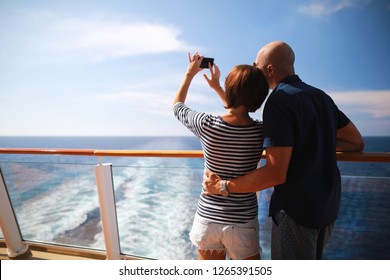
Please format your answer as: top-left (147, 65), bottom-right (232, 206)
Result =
top-left (203, 41), bottom-right (365, 259)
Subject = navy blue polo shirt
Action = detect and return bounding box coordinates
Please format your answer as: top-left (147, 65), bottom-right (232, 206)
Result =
top-left (263, 75), bottom-right (350, 229)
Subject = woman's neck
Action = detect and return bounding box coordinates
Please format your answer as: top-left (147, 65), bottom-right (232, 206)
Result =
top-left (221, 106), bottom-right (253, 126)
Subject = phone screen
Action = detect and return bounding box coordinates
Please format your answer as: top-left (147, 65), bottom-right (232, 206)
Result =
top-left (200, 57), bottom-right (214, 68)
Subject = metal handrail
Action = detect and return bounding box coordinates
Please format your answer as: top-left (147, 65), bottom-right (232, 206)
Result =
top-left (0, 148), bottom-right (389, 162)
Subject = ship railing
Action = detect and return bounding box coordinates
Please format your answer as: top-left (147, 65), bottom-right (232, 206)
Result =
top-left (0, 148), bottom-right (389, 260)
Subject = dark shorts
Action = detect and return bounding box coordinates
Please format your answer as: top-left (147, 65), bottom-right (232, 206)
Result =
top-left (271, 211), bottom-right (334, 260)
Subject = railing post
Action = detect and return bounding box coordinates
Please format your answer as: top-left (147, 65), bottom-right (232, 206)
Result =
top-left (94, 161), bottom-right (121, 260)
top-left (0, 168), bottom-right (29, 258)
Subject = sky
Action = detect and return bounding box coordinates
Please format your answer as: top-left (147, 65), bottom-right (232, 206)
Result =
top-left (0, 0), bottom-right (389, 136)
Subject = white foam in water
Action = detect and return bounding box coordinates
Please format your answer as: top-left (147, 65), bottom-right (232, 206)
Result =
top-left (16, 174), bottom-right (99, 242)
top-left (92, 158), bottom-right (201, 259)
top-left (6, 156), bottom-right (256, 259)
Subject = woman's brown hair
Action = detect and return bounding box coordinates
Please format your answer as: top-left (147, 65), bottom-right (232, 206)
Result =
top-left (224, 65), bottom-right (269, 112)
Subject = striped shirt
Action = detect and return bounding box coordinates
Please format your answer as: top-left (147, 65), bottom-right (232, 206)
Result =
top-left (173, 102), bottom-right (264, 224)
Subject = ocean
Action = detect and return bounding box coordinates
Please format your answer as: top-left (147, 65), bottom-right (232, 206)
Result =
top-left (0, 136), bottom-right (389, 260)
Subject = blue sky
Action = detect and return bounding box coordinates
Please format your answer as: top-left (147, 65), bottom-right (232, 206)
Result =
top-left (0, 0), bottom-right (389, 136)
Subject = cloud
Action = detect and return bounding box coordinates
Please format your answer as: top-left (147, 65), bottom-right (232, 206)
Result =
top-left (97, 89), bottom-right (173, 117)
top-left (1, 10), bottom-right (195, 64)
top-left (329, 90), bottom-right (390, 118)
top-left (298, 0), bottom-right (372, 18)
top-left (95, 77), bottom-right (215, 117)
top-left (43, 18), bottom-right (194, 62)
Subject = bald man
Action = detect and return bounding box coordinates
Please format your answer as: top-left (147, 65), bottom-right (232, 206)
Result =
top-left (203, 41), bottom-right (365, 259)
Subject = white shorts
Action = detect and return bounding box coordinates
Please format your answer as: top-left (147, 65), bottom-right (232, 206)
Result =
top-left (189, 213), bottom-right (261, 260)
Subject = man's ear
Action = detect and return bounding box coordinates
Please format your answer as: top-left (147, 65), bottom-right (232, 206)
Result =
top-left (267, 65), bottom-right (274, 75)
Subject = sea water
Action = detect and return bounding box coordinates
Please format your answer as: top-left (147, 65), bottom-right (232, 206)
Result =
top-left (0, 136), bottom-right (389, 259)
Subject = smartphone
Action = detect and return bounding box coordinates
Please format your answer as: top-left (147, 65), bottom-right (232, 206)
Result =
top-left (200, 57), bottom-right (214, 68)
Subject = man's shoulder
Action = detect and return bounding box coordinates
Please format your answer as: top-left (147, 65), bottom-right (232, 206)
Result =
top-left (276, 75), bottom-right (328, 97)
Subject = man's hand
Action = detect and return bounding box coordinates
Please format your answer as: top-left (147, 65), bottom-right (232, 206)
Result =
top-left (202, 169), bottom-right (222, 195)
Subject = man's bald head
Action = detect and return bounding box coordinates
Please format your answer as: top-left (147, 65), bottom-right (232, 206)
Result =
top-left (255, 41), bottom-right (295, 89)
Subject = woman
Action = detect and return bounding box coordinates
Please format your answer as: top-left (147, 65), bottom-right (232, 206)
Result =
top-left (172, 52), bottom-right (268, 260)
